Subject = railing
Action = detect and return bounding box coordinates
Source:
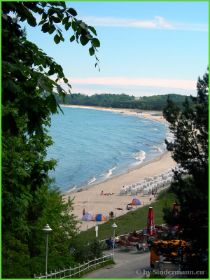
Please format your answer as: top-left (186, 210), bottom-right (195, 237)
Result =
top-left (34, 254), bottom-right (113, 279)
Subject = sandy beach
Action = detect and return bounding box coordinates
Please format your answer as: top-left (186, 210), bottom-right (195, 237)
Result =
top-left (61, 104), bottom-right (166, 124)
top-left (62, 105), bottom-right (175, 231)
top-left (63, 151), bottom-right (176, 231)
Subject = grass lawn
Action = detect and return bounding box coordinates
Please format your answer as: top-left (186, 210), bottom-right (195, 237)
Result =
top-left (77, 188), bottom-right (176, 243)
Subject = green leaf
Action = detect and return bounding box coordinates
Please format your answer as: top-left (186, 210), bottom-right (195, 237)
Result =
top-left (62, 17), bottom-right (69, 25)
top-left (54, 34), bottom-right (60, 44)
top-left (41, 12), bottom-right (47, 21)
top-left (41, 23), bottom-right (49, 33)
top-left (39, 19), bottom-right (47, 26)
top-left (89, 47), bottom-right (95, 56)
top-left (63, 77), bottom-right (68, 84)
top-left (88, 26), bottom-right (97, 36)
top-left (68, 8), bottom-right (77, 17)
top-left (80, 35), bottom-right (89, 46)
top-left (48, 7), bottom-right (56, 16)
top-left (51, 16), bottom-right (61, 23)
top-left (45, 95), bottom-right (58, 114)
top-left (20, 5), bottom-right (37, 27)
top-left (71, 20), bottom-right (77, 31)
top-left (48, 25), bottom-right (56, 34)
top-left (65, 22), bottom-right (71, 31)
top-left (27, 15), bottom-right (37, 27)
top-left (57, 30), bottom-right (64, 41)
top-left (92, 38), bottom-right (100, 48)
top-left (70, 35), bottom-right (75, 42)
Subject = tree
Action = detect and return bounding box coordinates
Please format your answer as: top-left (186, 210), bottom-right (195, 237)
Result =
top-left (2, 2), bottom-right (100, 277)
top-left (163, 70), bottom-right (208, 274)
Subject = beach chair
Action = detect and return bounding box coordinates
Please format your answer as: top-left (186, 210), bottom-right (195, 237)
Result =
top-left (118, 238), bottom-right (133, 251)
top-left (130, 188), bottom-right (137, 195)
top-left (120, 189), bottom-right (126, 195)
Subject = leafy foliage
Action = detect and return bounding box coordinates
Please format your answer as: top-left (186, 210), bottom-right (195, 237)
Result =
top-left (163, 70), bottom-right (208, 273)
top-left (54, 92), bottom-right (191, 111)
top-left (2, 2), bottom-right (100, 278)
top-left (68, 238), bottom-right (103, 263)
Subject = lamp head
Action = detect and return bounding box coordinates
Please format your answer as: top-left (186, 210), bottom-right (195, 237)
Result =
top-left (43, 224), bottom-right (52, 233)
top-left (112, 222), bottom-right (118, 229)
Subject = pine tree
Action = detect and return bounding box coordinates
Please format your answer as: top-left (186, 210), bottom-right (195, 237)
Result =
top-left (163, 70), bottom-right (208, 274)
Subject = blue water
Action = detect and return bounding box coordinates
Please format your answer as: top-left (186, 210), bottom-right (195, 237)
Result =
top-left (47, 107), bottom-right (167, 192)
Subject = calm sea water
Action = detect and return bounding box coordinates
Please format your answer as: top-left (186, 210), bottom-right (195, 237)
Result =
top-left (47, 107), bottom-right (168, 192)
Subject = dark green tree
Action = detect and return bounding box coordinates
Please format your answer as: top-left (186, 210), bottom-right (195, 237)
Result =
top-left (2, 1), bottom-right (100, 277)
top-left (163, 70), bottom-right (208, 274)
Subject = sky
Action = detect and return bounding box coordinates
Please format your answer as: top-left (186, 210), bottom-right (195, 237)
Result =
top-left (25, 1), bottom-right (208, 97)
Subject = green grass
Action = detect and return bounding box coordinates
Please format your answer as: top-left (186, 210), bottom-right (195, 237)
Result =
top-left (78, 189), bottom-right (176, 243)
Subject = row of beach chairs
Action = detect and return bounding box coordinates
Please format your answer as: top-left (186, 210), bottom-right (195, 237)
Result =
top-left (119, 166), bottom-right (184, 196)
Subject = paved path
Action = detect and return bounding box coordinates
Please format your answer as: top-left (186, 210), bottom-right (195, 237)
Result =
top-left (84, 248), bottom-right (151, 278)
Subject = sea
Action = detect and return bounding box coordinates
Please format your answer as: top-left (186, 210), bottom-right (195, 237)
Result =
top-left (47, 106), bottom-right (169, 193)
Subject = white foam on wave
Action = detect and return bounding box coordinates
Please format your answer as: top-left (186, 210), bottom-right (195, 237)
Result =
top-left (105, 166), bottom-right (117, 178)
top-left (153, 145), bottom-right (164, 153)
top-left (67, 186), bottom-right (77, 193)
top-left (166, 131), bottom-right (174, 143)
top-left (88, 176), bottom-right (96, 185)
top-left (133, 150), bottom-right (146, 163)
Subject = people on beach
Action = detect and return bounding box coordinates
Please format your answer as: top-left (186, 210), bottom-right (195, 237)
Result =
top-left (100, 191), bottom-right (114, 196)
top-left (109, 211), bottom-right (114, 219)
top-left (126, 203), bottom-right (133, 210)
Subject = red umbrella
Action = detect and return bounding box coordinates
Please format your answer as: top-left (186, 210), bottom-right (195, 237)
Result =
top-left (147, 207), bottom-right (155, 235)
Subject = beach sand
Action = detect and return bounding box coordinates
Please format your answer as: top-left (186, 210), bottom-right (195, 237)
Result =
top-left (62, 105), bottom-right (174, 231)
top-left (61, 104), bottom-right (166, 124)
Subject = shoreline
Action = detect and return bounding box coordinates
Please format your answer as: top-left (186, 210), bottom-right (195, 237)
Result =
top-left (60, 104), bottom-right (167, 124)
top-left (60, 104), bottom-right (174, 231)
top-left (63, 151), bottom-right (176, 231)
top-left (61, 104), bottom-right (168, 196)
top-left (64, 150), bottom-right (169, 196)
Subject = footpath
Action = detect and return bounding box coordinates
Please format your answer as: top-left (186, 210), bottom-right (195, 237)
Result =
top-left (84, 248), bottom-right (150, 278)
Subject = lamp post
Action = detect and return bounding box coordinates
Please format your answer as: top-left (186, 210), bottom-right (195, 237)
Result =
top-left (112, 222), bottom-right (117, 257)
top-left (95, 224), bottom-right (99, 238)
top-left (43, 224), bottom-right (52, 276)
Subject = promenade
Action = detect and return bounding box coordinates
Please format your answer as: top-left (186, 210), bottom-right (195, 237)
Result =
top-left (84, 249), bottom-right (150, 278)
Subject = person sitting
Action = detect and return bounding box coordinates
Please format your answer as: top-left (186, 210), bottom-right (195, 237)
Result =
top-left (109, 211), bottom-right (114, 219)
top-left (133, 230), bottom-right (138, 237)
top-left (136, 243), bottom-right (144, 251)
top-left (105, 237), bottom-right (113, 249)
top-left (126, 203), bottom-right (133, 210)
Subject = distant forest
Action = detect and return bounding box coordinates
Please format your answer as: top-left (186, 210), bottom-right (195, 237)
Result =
top-left (54, 93), bottom-right (192, 111)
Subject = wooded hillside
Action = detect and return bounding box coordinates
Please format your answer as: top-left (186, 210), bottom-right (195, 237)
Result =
top-left (55, 93), bottom-right (192, 110)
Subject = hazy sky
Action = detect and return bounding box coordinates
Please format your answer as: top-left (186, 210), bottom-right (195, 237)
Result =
top-left (26, 1), bottom-right (208, 96)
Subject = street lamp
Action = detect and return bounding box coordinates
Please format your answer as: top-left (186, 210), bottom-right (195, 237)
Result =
top-left (43, 224), bottom-right (52, 276)
top-left (112, 222), bottom-right (118, 257)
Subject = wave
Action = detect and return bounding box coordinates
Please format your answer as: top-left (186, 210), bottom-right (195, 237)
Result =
top-left (153, 145), bottom-right (164, 153)
top-left (133, 150), bottom-right (146, 163)
top-left (88, 176), bottom-right (96, 185)
top-left (166, 131), bottom-right (174, 143)
top-left (105, 166), bottom-right (117, 178)
top-left (67, 185), bottom-right (77, 192)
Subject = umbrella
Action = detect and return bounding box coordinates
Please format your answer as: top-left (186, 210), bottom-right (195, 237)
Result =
top-left (147, 207), bottom-right (155, 235)
top-left (131, 198), bottom-right (141, 205)
top-left (95, 214), bottom-right (107, 221)
top-left (82, 212), bottom-right (94, 221)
